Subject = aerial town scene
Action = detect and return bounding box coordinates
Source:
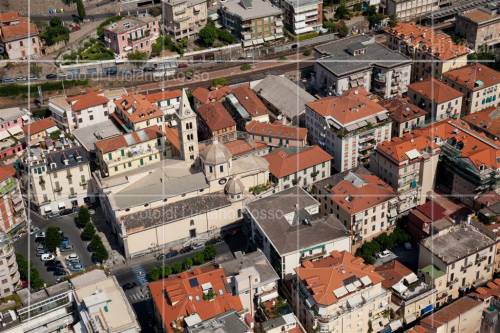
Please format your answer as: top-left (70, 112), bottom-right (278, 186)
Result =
top-left (0, 0), bottom-right (497, 332)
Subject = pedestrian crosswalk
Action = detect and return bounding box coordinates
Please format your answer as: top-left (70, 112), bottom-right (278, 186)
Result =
top-left (132, 266), bottom-right (148, 286)
top-left (126, 286), bottom-right (151, 304)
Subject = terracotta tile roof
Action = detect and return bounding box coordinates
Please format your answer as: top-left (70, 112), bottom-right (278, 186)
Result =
top-left (295, 251), bottom-right (384, 306)
top-left (95, 125), bottom-right (163, 154)
top-left (263, 146), bottom-right (332, 178)
top-left (164, 126), bottom-right (181, 154)
top-left (406, 325), bottom-right (433, 333)
top-left (460, 8), bottom-right (499, 24)
top-left (22, 118), bottom-right (57, 135)
top-left (386, 23), bottom-right (469, 61)
top-left (376, 133), bottom-right (439, 163)
top-left (443, 63), bottom-right (500, 90)
top-left (469, 279), bottom-right (500, 301)
top-left (420, 296), bottom-right (482, 329)
top-left (223, 139), bottom-right (268, 157)
top-left (462, 106), bottom-right (500, 138)
top-left (197, 102), bottom-right (236, 132)
top-left (408, 78), bottom-right (463, 104)
top-left (374, 260), bottom-right (413, 290)
top-left (145, 89), bottom-right (182, 104)
top-left (149, 266), bottom-right (243, 333)
top-left (1, 20), bottom-right (39, 42)
top-left (380, 97), bottom-right (426, 123)
top-left (329, 169), bottom-right (395, 214)
top-left (415, 200), bottom-right (447, 221)
top-left (231, 85), bottom-right (268, 118)
top-left (114, 94), bottom-right (163, 124)
top-left (67, 90), bottom-right (109, 112)
top-left (0, 165), bottom-right (15, 183)
top-left (306, 88), bottom-right (386, 125)
top-left (0, 12), bottom-right (21, 24)
top-left (192, 86), bottom-right (232, 104)
top-left (245, 121), bottom-right (307, 141)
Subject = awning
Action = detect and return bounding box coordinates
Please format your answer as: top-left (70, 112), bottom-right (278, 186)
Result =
top-left (8, 126), bottom-right (23, 136)
top-left (44, 206), bottom-right (52, 212)
top-left (264, 36), bottom-right (276, 42)
top-left (243, 40), bottom-right (252, 47)
top-left (0, 131), bottom-right (9, 141)
top-left (255, 38), bottom-right (264, 44)
top-left (58, 202), bottom-right (66, 209)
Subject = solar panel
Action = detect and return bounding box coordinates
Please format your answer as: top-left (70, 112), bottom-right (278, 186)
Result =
top-left (189, 278), bottom-right (199, 287)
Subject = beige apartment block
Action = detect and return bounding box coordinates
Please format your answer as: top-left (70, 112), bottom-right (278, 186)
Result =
top-left (385, 0), bottom-right (438, 22)
top-left (419, 264), bottom-right (449, 308)
top-left (418, 224), bottom-right (496, 301)
top-left (456, 6), bottom-right (500, 51)
top-left (162, 0), bottom-right (208, 41)
top-left (0, 166), bottom-right (26, 234)
top-left (442, 63), bottom-right (500, 115)
top-left (0, 233), bottom-right (19, 298)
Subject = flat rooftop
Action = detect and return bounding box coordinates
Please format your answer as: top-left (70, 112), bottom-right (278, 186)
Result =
top-left (221, 0), bottom-right (282, 21)
top-left (246, 187), bottom-right (350, 255)
top-left (421, 225), bottom-right (495, 264)
top-left (72, 119), bottom-right (122, 152)
top-left (219, 249), bottom-right (279, 287)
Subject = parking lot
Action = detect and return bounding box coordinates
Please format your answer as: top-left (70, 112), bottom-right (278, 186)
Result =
top-left (14, 212), bottom-right (94, 285)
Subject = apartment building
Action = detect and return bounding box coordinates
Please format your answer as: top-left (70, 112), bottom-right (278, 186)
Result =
top-left (0, 166), bottom-right (26, 234)
top-left (419, 264), bottom-right (448, 308)
top-left (252, 75), bottom-right (316, 125)
top-left (0, 232), bottom-right (19, 298)
top-left (95, 125), bottom-right (167, 177)
top-left (149, 266), bottom-right (243, 333)
top-left (456, 6), bottom-right (500, 51)
top-left (103, 15), bottom-right (160, 57)
top-left (245, 121), bottom-right (308, 148)
top-left (380, 97), bottom-right (426, 137)
top-left (162, 0), bottom-right (208, 41)
top-left (191, 86), bottom-right (232, 110)
top-left (0, 12), bottom-right (41, 59)
top-left (462, 107), bottom-right (500, 140)
top-left (220, 0), bottom-right (284, 47)
top-left (385, 0), bottom-right (438, 21)
top-left (49, 89), bottom-right (126, 132)
top-left (289, 251), bottom-right (391, 333)
top-left (280, 0), bottom-right (322, 35)
top-left (187, 312), bottom-right (251, 333)
top-left (246, 186), bottom-right (351, 278)
top-left (375, 260), bottom-right (436, 324)
top-left (21, 145), bottom-right (91, 216)
top-left (145, 89), bottom-right (182, 122)
top-left (442, 63), bottom-right (500, 115)
top-left (263, 145), bottom-right (331, 191)
top-left (407, 78), bottom-right (463, 121)
top-left (386, 23), bottom-right (469, 81)
top-left (22, 118), bottom-right (59, 147)
top-left (112, 94), bottom-right (164, 131)
top-left (224, 86), bottom-right (270, 128)
top-left (306, 88), bottom-right (392, 172)
top-left (0, 107), bottom-right (28, 159)
top-left (196, 102), bottom-right (237, 142)
top-left (370, 130), bottom-right (440, 214)
top-left (406, 200), bottom-right (454, 242)
top-left (312, 167), bottom-right (397, 246)
top-left (314, 35), bottom-right (411, 98)
top-left (71, 270), bottom-right (141, 333)
top-left (419, 296), bottom-right (483, 333)
top-left (419, 224), bottom-right (496, 300)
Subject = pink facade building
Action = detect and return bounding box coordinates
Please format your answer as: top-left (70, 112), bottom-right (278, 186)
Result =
top-left (103, 15), bottom-right (160, 58)
top-left (0, 107), bottom-right (28, 159)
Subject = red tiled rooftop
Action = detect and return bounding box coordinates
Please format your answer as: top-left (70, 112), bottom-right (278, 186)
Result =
top-left (192, 86), bottom-right (232, 104)
top-left (420, 296), bottom-right (482, 329)
top-left (0, 12), bottom-right (21, 24)
top-left (22, 118), bottom-right (57, 135)
top-left (223, 139), bottom-right (268, 157)
top-left (408, 78), bottom-right (463, 104)
top-left (231, 85), bottom-right (268, 118)
top-left (95, 125), bottom-right (163, 154)
top-left (380, 97), bottom-right (426, 123)
top-left (0, 165), bottom-right (15, 183)
top-left (67, 90), bottom-right (109, 112)
top-left (460, 8), bottom-right (499, 24)
top-left (374, 260), bottom-right (413, 290)
top-left (1, 21), bottom-right (39, 42)
top-left (245, 121), bottom-right (307, 141)
top-left (263, 146), bottom-right (331, 178)
top-left (462, 106), bottom-right (500, 138)
top-left (145, 89), bottom-right (182, 104)
top-left (115, 94), bottom-right (163, 124)
top-left (197, 102), bottom-right (236, 132)
top-left (443, 63), bottom-right (500, 91)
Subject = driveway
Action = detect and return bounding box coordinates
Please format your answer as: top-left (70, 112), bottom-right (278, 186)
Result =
top-left (14, 211), bottom-right (93, 285)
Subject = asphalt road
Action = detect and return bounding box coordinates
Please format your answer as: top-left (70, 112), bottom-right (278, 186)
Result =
top-left (14, 212), bottom-right (93, 285)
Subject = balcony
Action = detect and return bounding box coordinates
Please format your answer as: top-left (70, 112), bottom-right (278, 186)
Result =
top-left (300, 250), bottom-right (326, 262)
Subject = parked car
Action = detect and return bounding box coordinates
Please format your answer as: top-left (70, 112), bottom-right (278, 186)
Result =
top-left (191, 243), bottom-right (204, 251)
top-left (1, 77), bottom-right (15, 84)
top-left (60, 244), bottom-right (73, 252)
top-left (41, 253), bottom-right (55, 261)
top-left (53, 269), bottom-right (68, 276)
top-left (65, 253), bottom-right (80, 262)
top-left (46, 73), bottom-right (57, 80)
top-left (69, 262), bottom-right (84, 272)
top-left (36, 249), bottom-right (46, 256)
top-left (179, 246), bottom-right (193, 254)
top-left (377, 250), bottom-right (392, 259)
top-left (157, 250), bottom-right (178, 260)
top-left (16, 76), bottom-right (26, 82)
top-left (35, 231), bottom-right (45, 240)
top-left (30, 226), bottom-right (41, 235)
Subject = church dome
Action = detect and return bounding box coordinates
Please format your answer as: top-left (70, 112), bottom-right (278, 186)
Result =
top-left (225, 177), bottom-right (245, 195)
top-left (200, 141), bottom-right (232, 165)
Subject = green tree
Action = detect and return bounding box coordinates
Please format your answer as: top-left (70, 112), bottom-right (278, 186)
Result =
top-left (17, 254), bottom-right (45, 290)
top-left (183, 258), bottom-right (193, 270)
top-left (193, 252), bottom-right (205, 265)
top-left (203, 245), bottom-right (216, 261)
top-left (148, 267), bottom-right (160, 281)
top-left (212, 77), bottom-right (228, 87)
top-left (81, 222), bottom-right (96, 241)
top-left (127, 51), bottom-right (148, 61)
top-left (388, 14), bottom-right (398, 28)
top-left (45, 226), bottom-right (62, 252)
top-left (334, 3), bottom-right (350, 20)
top-left (199, 23), bottom-right (218, 47)
top-left (49, 130), bottom-right (61, 141)
top-left (240, 63), bottom-right (252, 71)
top-left (217, 29), bottom-right (236, 44)
top-left (41, 17), bottom-right (70, 46)
top-left (151, 35), bottom-right (172, 56)
top-left (89, 234), bottom-right (102, 252)
top-left (76, 206), bottom-right (90, 228)
top-left (92, 241), bottom-right (109, 262)
top-left (149, 7), bottom-right (162, 17)
top-left (171, 261), bottom-right (183, 274)
top-left (161, 265), bottom-right (172, 278)
top-left (338, 21), bottom-right (349, 37)
top-left (76, 0), bottom-right (86, 19)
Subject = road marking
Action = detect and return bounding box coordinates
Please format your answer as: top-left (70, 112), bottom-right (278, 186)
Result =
top-left (132, 266), bottom-right (148, 286)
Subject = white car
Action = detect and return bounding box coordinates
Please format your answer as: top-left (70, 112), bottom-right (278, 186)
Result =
top-left (41, 253), bottom-right (55, 261)
top-left (65, 253), bottom-right (80, 262)
top-left (377, 250), bottom-right (392, 259)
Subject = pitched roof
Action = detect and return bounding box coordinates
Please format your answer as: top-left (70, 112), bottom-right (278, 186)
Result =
top-left (22, 118), bottom-right (57, 135)
top-left (295, 251), bottom-right (384, 306)
top-left (245, 121), bottom-right (307, 141)
top-left (231, 85), bottom-right (268, 118)
top-left (443, 63), bottom-right (500, 90)
top-left (408, 78), bottom-right (463, 104)
top-left (380, 97), bottom-right (426, 123)
top-left (469, 278), bottom-right (500, 301)
top-left (328, 168), bottom-right (395, 214)
top-left (191, 86), bottom-right (232, 104)
top-left (386, 22), bottom-right (469, 60)
top-left (0, 12), bottom-right (22, 24)
top-left (414, 200), bottom-right (447, 221)
top-left (114, 94), bottom-right (163, 124)
top-left (67, 90), bottom-right (109, 112)
top-left (263, 146), bottom-right (332, 178)
top-left (145, 90), bottom-right (182, 104)
top-left (460, 8), bottom-right (499, 24)
top-left (462, 106), bottom-right (500, 138)
top-left (0, 165), bottom-right (15, 183)
top-left (420, 296), bottom-right (482, 329)
top-left (223, 139), bottom-right (268, 157)
top-left (149, 266), bottom-right (243, 333)
top-left (95, 125), bottom-right (163, 154)
top-left (1, 20), bottom-right (39, 42)
top-left (197, 102), bottom-right (236, 132)
top-left (374, 260), bottom-right (413, 289)
top-left (306, 88), bottom-right (386, 125)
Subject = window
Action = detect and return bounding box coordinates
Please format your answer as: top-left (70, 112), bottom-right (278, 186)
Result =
top-left (220, 165), bottom-right (224, 172)
top-left (108, 153), bottom-right (112, 160)
top-left (189, 229), bottom-right (196, 238)
top-left (190, 220), bottom-right (194, 226)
